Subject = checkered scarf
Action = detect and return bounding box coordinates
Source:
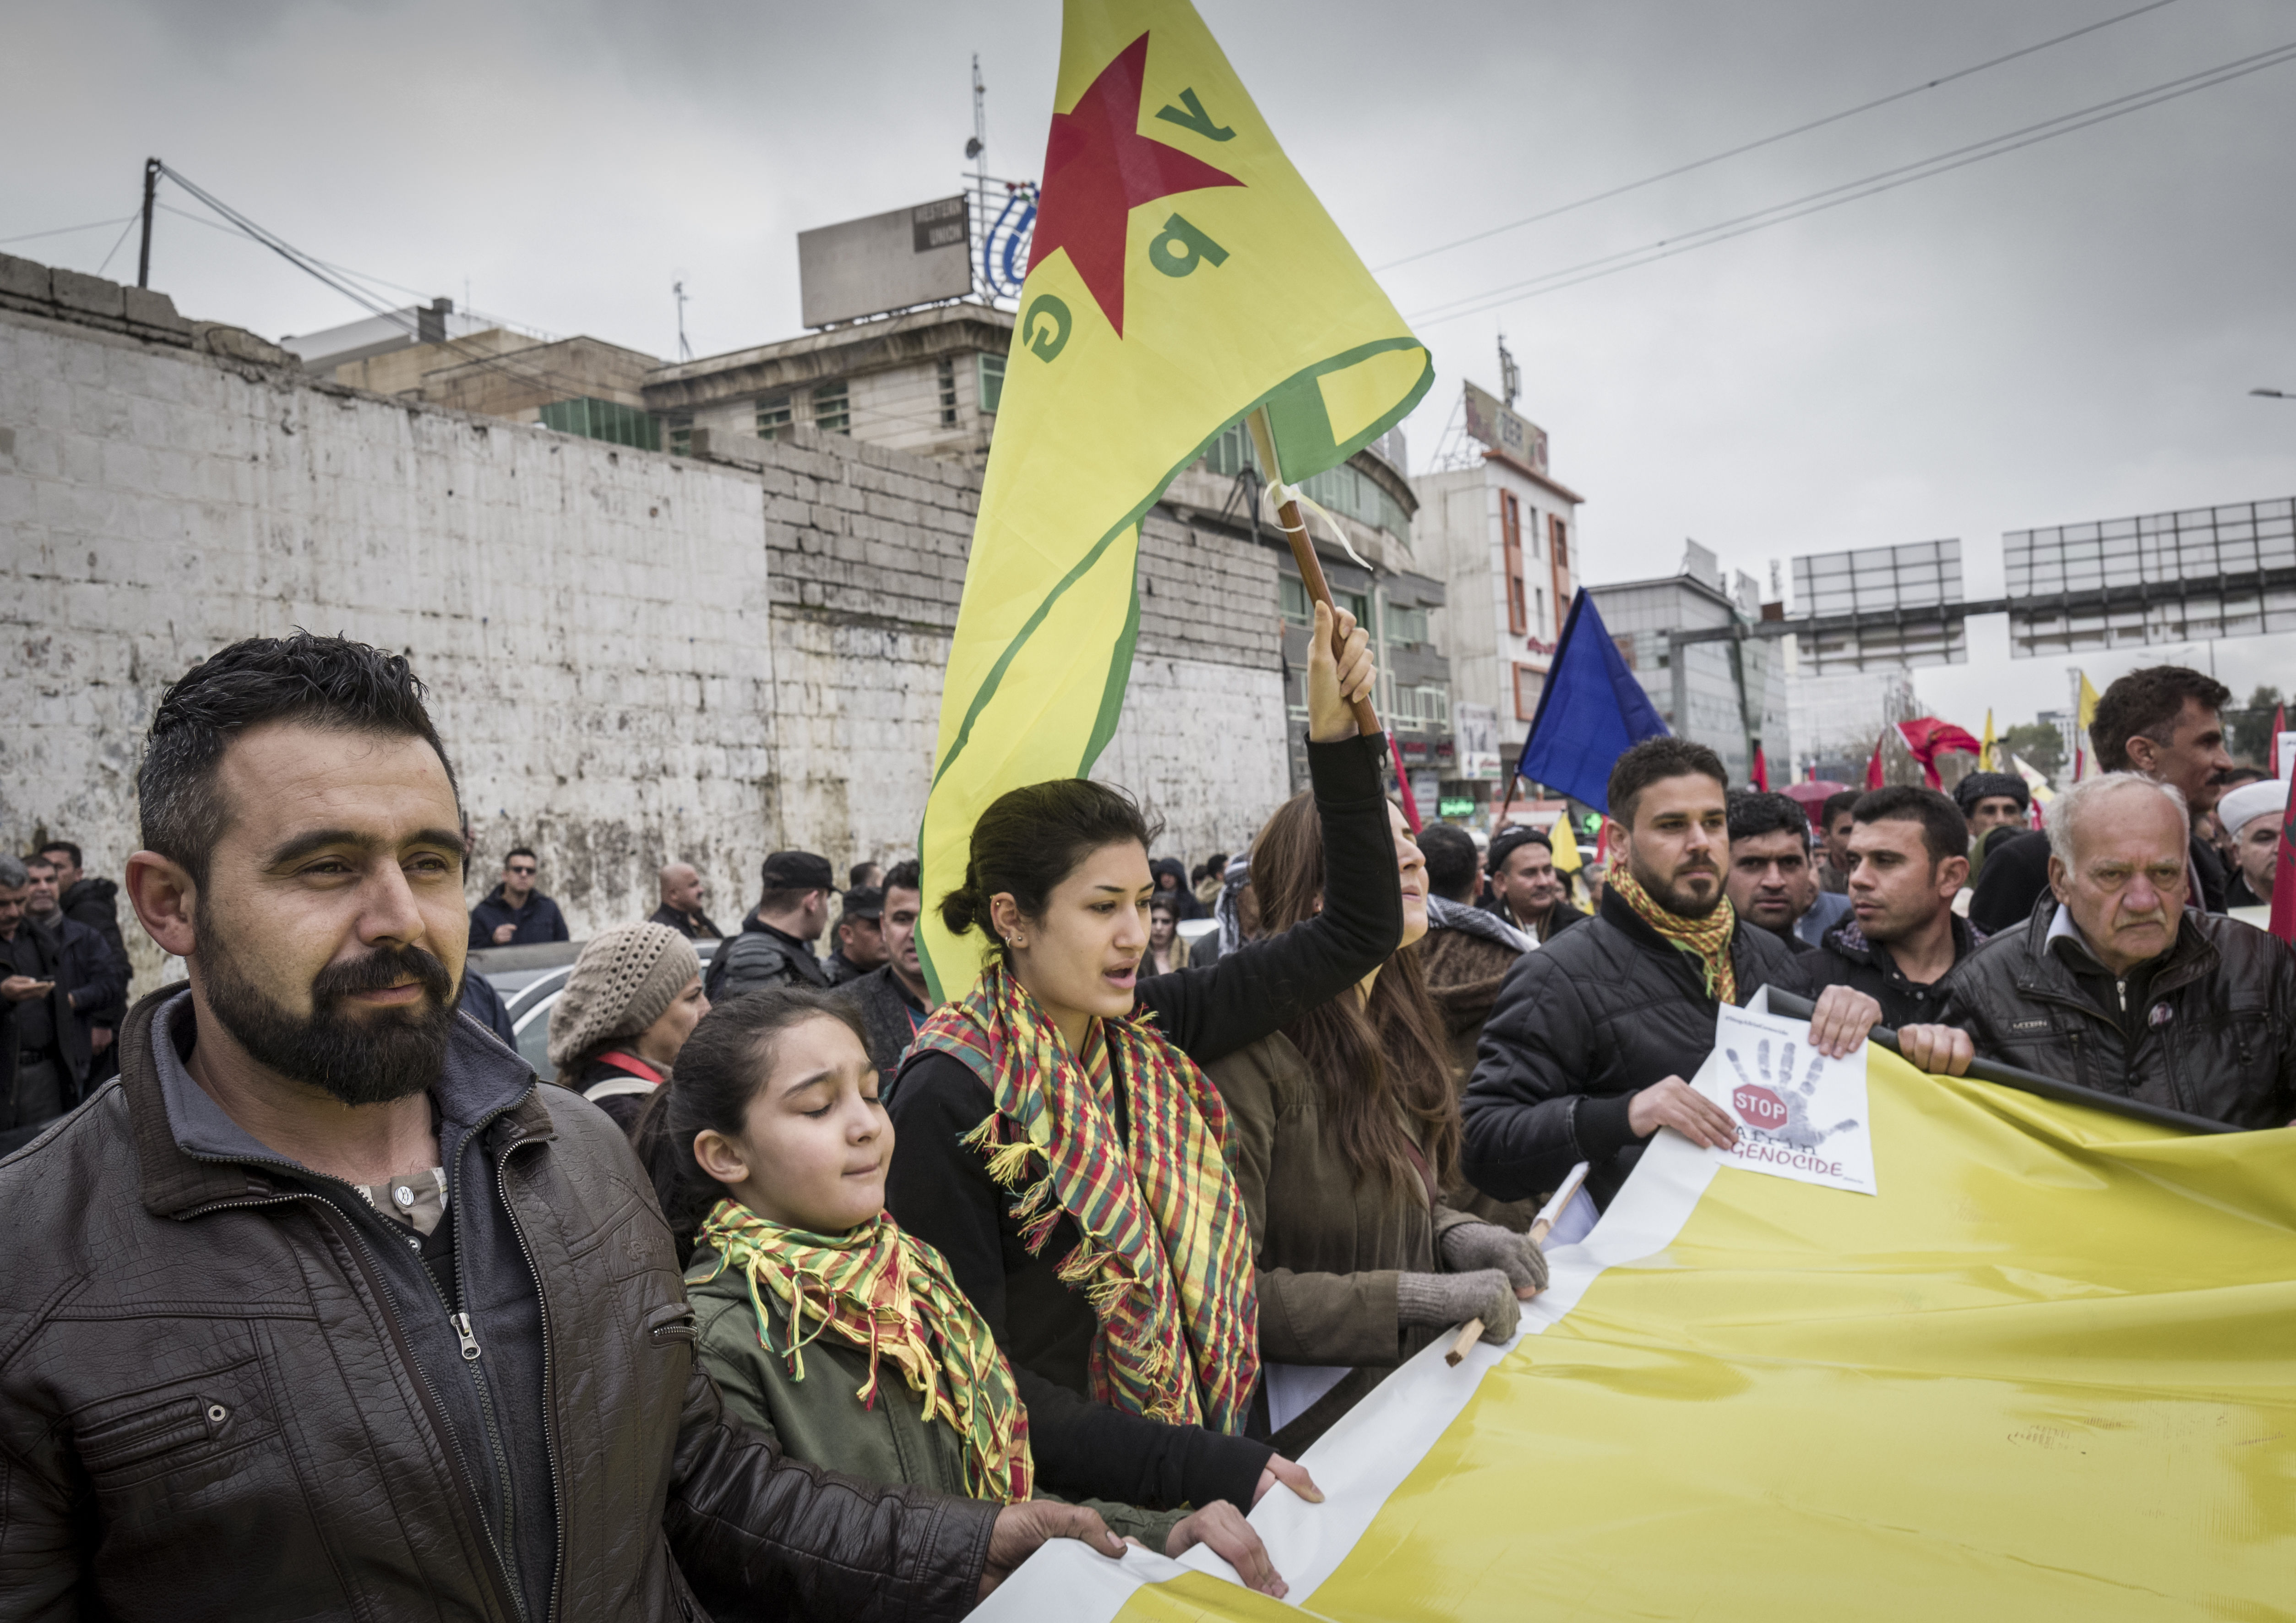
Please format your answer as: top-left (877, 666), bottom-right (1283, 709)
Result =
top-left (1608, 862), bottom-right (1739, 1004)
top-left (911, 962), bottom-right (1260, 1434)
top-left (692, 1202), bottom-right (1033, 1503)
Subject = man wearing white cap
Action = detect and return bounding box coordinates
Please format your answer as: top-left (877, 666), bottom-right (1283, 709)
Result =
top-left (2217, 776), bottom-right (2290, 909)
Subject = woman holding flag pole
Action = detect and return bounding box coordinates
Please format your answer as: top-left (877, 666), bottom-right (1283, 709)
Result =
top-left (884, 597), bottom-right (1395, 1522)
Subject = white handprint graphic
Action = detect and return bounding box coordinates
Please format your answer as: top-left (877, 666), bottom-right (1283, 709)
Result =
top-left (1724, 1037), bottom-right (1861, 1151)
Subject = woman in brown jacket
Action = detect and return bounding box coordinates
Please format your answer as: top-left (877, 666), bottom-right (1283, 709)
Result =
top-left (1204, 795), bottom-right (1550, 1454)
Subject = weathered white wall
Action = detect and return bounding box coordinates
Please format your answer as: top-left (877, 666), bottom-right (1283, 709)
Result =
top-left (1, 300), bottom-right (1293, 988)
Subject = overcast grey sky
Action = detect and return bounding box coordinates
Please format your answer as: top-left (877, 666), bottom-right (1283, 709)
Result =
top-left (9, 0), bottom-right (2294, 738)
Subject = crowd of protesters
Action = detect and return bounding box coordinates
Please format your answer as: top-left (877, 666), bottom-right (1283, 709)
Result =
top-left (3, 628), bottom-right (2291, 1617)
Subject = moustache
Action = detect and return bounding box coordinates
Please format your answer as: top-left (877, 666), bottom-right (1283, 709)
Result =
top-left (312, 944), bottom-right (455, 1011)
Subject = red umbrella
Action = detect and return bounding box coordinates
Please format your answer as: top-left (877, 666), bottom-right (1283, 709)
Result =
top-left (1782, 779), bottom-right (1849, 831)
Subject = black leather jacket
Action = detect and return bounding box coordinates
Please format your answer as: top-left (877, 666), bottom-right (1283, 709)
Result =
top-left (1937, 899), bottom-right (2296, 1130)
top-left (0, 990), bottom-right (996, 1623)
top-left (1460, 887), bottom-right (1803, 1209)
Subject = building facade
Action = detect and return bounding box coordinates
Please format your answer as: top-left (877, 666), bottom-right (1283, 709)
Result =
top-left (1411, 388), bottom-right (1581, 814)
top-left (1586, 544), bottom-right (1792, 788)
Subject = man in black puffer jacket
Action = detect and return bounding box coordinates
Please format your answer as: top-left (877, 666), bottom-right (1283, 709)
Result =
top-left (1462, 738), bottom-right (1886, 1212)
top-left (1931, 771), bottom-right (2296, 1129)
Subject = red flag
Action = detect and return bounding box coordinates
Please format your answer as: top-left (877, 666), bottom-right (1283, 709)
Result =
top-left (1896, 718), bottom-right (1984, 789)
top-left (1751, 746), bottom-right (1770, 792)
top-left (1865, 734), bottom-right (1886, 790)
top-left (2271, 788), bottom-right (2296, 942)
top-left (1388, 734), bottom-right (1422, 832)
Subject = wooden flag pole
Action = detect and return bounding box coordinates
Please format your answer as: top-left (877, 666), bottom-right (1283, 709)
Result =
top-left (1449, 1159), bottom-right (1590, 1367)
top-left (1444, 1319), bottom-right (1484, 1368)
top-left (1248, 408), bottom-right (1382, 739)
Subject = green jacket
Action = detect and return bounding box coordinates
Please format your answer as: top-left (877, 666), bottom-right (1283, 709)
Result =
top-left (1207, 1030), bottom-right (1480, 1449)
top-left (687, 1251), bottom-right (1186, 1547)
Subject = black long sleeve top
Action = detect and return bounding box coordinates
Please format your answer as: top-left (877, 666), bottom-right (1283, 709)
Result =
top-left (884, 733), bottom-right (1401, 1514)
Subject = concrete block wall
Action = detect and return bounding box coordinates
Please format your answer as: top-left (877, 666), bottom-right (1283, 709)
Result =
top-left (1, 298), bottom-right (1292, 989)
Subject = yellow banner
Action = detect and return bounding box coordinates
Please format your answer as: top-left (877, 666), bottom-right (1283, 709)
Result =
top-left (917, 0), bottom-right (1431, 997)
top-left (1093, 1049), bottom-right (2296, 1620)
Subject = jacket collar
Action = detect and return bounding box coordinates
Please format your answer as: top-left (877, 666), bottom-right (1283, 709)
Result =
top-left (1598, 885), bottom-right (1762, 975)
top-left (742, 914), bottom-right (817, 957)
top-left (123, 984), bottom-right (552, 1221)
top-left (2012, 894), bottom-right (2219, 1002)
top-left (1822, 911), bottom-right (1983, 973)
top-left (1428, 894), bottom-right (1533, 955)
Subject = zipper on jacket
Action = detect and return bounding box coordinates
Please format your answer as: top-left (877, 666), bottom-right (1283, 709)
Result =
top-left (428, 1139), bottom-right (528, 1622)
top-left (189, 1187), bottom-right (529, 1623)
top-left (493, 1133), bottom-right (568, 1623)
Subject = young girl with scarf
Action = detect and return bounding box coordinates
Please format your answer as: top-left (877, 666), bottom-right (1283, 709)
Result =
top-left (885, 602), bottom-right (1396, 1516)
top-left (637, 988), bottom-right (1293, 1597)
top-left (1204, 792), bottom-right (1549, 1454)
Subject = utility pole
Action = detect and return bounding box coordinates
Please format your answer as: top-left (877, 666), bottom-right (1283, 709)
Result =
top-left (137, 157), bottom-right (160, 289)
top-left (1497, 331), bottom-right (1519, 407)
top-left (968, 54), bottom-right (989, 295)
top-left (673, 279), bottom-right (691, 362)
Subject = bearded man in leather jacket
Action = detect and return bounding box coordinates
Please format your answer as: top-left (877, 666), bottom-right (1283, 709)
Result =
top-left (1917, 772), bottom-right (2296, 1130)
top-left (0, 633), bottom-right (1111, 1622)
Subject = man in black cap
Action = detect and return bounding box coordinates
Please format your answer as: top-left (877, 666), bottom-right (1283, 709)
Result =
top-left (706, 850), bottom-right (834, 1001)
top-left (822, 885), bottom-right (888, 986)
top-left (1954, 770), bottom-right (2029, 846)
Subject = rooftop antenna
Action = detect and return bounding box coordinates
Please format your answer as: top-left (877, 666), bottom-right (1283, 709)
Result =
top-left (673, 278), bottom-right (692, 363)
top-left (968, 54), bottom-right (989, 297)
top-left (1497, 331), bottom-right (1519, 408)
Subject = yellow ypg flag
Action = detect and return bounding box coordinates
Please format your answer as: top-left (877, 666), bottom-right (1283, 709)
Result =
top-left (1978, 706), bottom-right (1996, 770)
top-left (977, 1044), bottom-right (2296, 1621)
top-left (917, 0), bottom-right (1431, 997)
top-left (1547, 812), bottom-right (1581, 873)
top-left (2074, 670), bottom-right (2101, 779)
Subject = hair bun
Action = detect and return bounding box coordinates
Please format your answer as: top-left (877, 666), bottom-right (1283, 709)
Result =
top-left (939, 881), bottom-right (981, 936)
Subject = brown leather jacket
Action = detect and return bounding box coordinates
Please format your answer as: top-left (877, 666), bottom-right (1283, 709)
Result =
top-left (0, 990), bottom-right (997, 1622)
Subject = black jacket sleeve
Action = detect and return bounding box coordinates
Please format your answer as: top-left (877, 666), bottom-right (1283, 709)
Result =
top-left (1970, 831), bottom-right (2052, 937)
top-left (59, 924), bottom-right (125, 1026)
top-left (884, 1052), bottom-right (1272, 1511)
top-left (667, 1362), bottom-right (997, 1623)
top-left (1458, 948), bottom-right (1638, 1203)
top-left (1133, 733), bottom-right (1402, 1065)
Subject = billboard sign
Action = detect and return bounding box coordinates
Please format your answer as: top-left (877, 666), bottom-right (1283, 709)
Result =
top-left (1790, 539), bottom-right (1966, 673)
top-left (798, 196), bottom-right (973, 328)
top-left (2004, 498), bottom-right (2296, 658)
top-left (1461, 383), bottom-right (1549, 475)
top-left (1454, 702), bottom-right (1501, 780)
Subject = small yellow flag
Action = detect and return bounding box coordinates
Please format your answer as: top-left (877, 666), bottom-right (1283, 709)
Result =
top-left (1548, 812), bottom-right (1582, 873)
top-left (2074, 672), bottom-right (2102, 779)
top-left (1978, 708), bottom-right (1996, 771)
top-left (917, 0), bottom-right (1433, 998)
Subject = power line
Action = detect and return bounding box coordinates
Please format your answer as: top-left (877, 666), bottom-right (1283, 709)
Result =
top-left (1376, 0), bottom-right (2187, 275)
top-left (93, 207), bottom-right (144, 279)
top-left (1410, 35), bottom-right (2296, 327)
top-left (0, 215), bottom-right (134, 247)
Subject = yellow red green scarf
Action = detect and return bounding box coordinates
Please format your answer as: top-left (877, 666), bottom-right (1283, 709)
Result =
top-left (910, 961), bottom-right (1260, 1434)
top-left (1607, 861), bottom-right (1740, 1005)
top-left (692, 1201), bottom-right (1033, 1503)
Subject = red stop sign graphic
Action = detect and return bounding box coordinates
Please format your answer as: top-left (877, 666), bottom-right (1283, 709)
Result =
top-left (1733, 1084), bottom-right (1787, 1131)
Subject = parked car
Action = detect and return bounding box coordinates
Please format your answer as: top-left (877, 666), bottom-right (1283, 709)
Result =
top-left (470, 939), bottom-right (721, 1078)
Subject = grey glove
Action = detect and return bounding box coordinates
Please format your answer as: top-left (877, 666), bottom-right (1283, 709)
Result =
top-left (1395, 1269), bottom-right (1519, 1343)
top-left (1439, 1220), bottom-right (1550, 1297)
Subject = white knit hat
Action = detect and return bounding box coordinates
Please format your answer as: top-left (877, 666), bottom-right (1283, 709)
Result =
top-left (547, 923), bottom-right (700, 1074)
top-left (2218, 777), bottom-right (2290, 839)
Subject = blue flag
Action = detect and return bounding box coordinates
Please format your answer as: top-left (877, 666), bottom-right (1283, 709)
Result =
top-left (1515, 590), bottom-right (1671, 815)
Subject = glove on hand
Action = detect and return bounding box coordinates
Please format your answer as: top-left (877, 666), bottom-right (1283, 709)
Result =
top-left (1395, 1269), bottom-right (1518, 1343)
top-left (1439, 1221), bottom-right (1550, 1297)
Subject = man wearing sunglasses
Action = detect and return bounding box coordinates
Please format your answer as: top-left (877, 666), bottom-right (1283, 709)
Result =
top-left (468, 846), bottom-right (570, 948)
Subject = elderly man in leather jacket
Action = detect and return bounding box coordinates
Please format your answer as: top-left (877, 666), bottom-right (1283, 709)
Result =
top-left (1919, 772), bottom-right (2296, 1129)
top-left (0, 634), bottom-right (1111, 1622)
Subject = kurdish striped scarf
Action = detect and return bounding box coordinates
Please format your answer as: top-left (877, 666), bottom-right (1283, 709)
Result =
top-left (910, 962), bottom-right (1260, 1434)
top-left (692, 1201), bottom-right (1033, 1503)
top-left (1608, 862), bottom-right (1740, 1005)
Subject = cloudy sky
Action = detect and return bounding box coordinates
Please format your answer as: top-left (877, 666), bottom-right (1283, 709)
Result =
top-left (8, 0), bottom-right (2294, 740)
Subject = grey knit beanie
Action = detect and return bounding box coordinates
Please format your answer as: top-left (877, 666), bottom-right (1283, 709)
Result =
top-left (548, 923), bottom-right (700, 1075)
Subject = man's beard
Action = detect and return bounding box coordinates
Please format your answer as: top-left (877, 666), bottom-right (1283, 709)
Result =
top-left (1633, 853), bottom-right (1725, 920)
top-left (199, 912), bottom-right (457, 1107)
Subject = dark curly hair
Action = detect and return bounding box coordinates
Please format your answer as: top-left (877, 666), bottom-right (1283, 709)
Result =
top-left (139, 632), bottom-right (458, 885)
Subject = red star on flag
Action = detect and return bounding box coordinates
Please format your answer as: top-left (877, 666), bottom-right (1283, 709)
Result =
top-left (1027, 31), bottom-right (1244, 337)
